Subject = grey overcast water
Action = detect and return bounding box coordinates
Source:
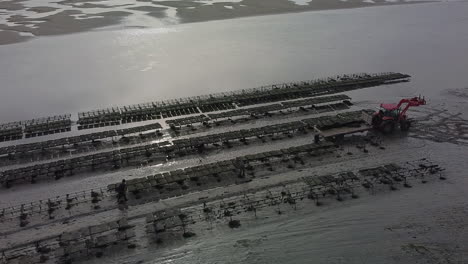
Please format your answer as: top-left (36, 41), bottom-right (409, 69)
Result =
top-left (0, 1), bottom-right (467, 122)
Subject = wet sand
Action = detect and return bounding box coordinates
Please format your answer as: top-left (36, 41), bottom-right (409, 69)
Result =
top-left (0, 30), bottom-right (30, 45)
top-left (176, 0), bottom-right (411, 23)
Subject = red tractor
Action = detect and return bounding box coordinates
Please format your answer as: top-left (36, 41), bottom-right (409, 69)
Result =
top-left (372, 96), bottom-right (426, 133)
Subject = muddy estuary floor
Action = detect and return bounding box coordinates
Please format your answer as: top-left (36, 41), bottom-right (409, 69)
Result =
top-left (0, 76), bottom-right (467, 264)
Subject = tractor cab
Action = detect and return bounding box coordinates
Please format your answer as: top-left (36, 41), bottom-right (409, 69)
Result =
top-left (379, 104), bottom-right (400, 120)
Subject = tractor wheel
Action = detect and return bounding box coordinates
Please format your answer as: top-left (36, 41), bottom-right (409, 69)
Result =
top-left (381, 121), bottom-right (395, 134)
top-left (372, 114), bottom-right (382, 128)
top-left (400, 120), bottom-right (411, 132)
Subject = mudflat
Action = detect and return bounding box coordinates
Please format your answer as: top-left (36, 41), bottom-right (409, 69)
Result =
top-left (0, 0), bottom-right (420, 45)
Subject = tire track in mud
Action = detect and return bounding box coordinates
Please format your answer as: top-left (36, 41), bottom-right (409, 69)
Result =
top-left (409, 107), bottom-right (468, 147)
top-left (392, 205), bottom-right (468, 264)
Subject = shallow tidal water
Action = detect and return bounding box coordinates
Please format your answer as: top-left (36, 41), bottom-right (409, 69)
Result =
top-left (0, 1), bottom-right (467, 122)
